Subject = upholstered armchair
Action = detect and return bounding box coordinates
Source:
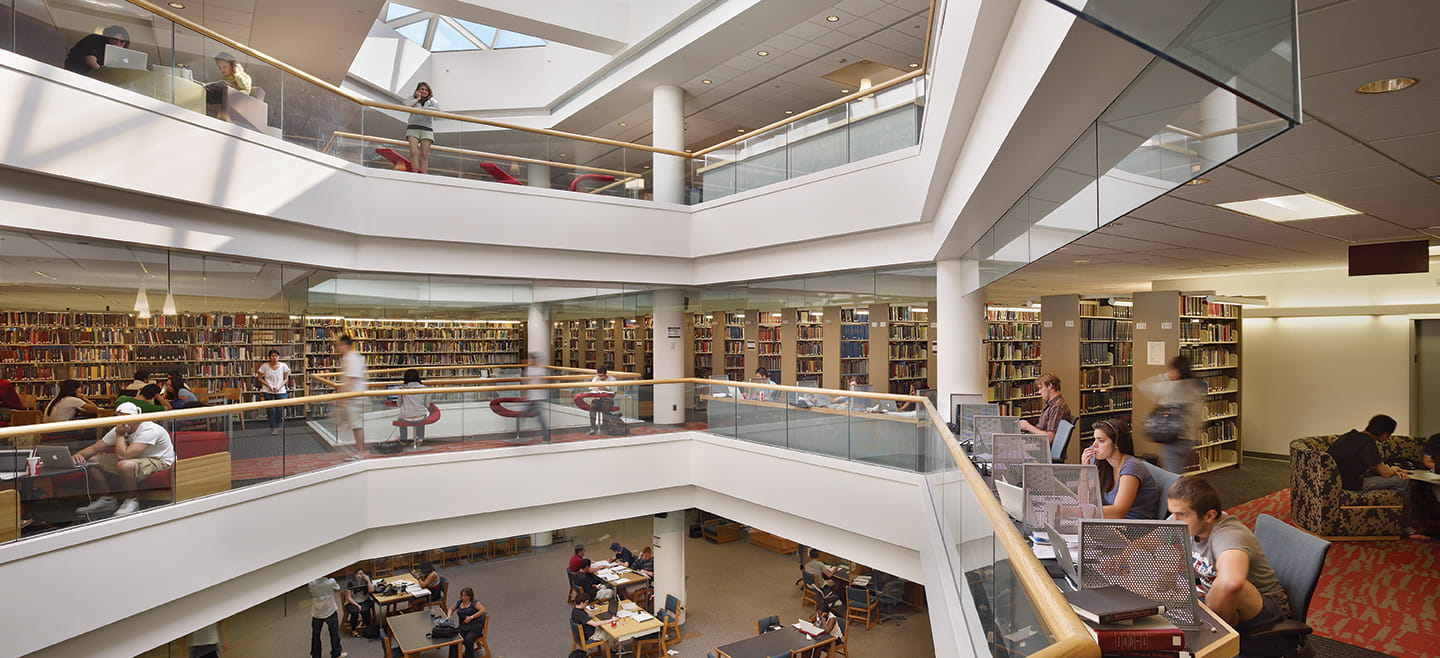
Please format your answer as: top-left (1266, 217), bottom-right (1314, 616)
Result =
top-left (1289, 435), bottom-right (1421, 540)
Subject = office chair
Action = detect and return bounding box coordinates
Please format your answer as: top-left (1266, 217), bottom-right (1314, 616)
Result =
top-left (1141, 461), bottom-right (1181, 519)
top-left (1247, 514), bottom-right (1331, 658)
top-left (874, 578), bottom-right (908, 626)
top-left (1051, 418), bottom-right (1074, 463)
top-left (1079, 519), bottom-right (1200, 628)
top-left (756, 614), bottom-right (780, 634)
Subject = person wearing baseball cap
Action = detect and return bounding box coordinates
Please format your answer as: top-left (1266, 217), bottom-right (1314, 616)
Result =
top-left (73, 401), bottom-right (176, 517)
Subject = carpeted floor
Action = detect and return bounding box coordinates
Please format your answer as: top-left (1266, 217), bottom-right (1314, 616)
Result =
top-left (1201, 453), bottom-right (1292, 508)
top-left (1227, 489), bottom-right (1439, 657)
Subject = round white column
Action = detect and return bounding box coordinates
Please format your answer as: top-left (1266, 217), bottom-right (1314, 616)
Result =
top-left (651, 511), bottom-right (686, 621)
top-left (652, 289), bottom-right (685, 424)
top-left (1197, 87), bottom-right (1238, 168)
top-left (936, 259), bottom-right (986, 421)
top-left (652, 85), bottom-right (686, 204)
top-left (527, 304), bottom-right (550, 365)
top-left (526, 163), bottom-right (551, 188)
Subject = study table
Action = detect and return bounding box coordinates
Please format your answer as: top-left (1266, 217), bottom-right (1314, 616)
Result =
top-left (715, 628), bottom-right (827, 658)
top-left (1042, 565), bottom-right (1238, 658)
top-left (384, 610), bottom-right (463, 657)
top-left (591, 560), bottom-right (651, 589)
top-left (374, 572), bottom-right (425, 618)
top-left (585, 598), bottom-right (664, 643)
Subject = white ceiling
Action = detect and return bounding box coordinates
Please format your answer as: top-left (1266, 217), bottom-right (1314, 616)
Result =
top-left (986, 0), bottom-right (1440, 302)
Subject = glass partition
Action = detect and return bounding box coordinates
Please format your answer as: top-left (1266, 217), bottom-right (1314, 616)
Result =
top-left (696, 76), bottom-right (926, 202)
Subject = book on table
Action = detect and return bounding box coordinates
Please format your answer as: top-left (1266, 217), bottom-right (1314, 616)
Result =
top-left (1086, 614), bottom-right (1187, 653)
top-left (1063, 585), bottom-right (1164, 623)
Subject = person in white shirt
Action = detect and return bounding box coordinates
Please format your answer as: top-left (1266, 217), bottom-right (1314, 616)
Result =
top-left (43, 379), bottom-right (99, 422)
top-left (72, 402), bottom-right (176, 517)
top-left (520, 353), bottom-right (551, 443)
top-left (334, 336), bottom-right (368, 459)
top-left (396, 369), bottom-right (430, 447)
top-left (807, 601), bottom-right (843, 656)
top-left (122, 370), bottom-right (152, 394)
top-left (307, 577), bottom-right (347, 658)
top-left (587, 365), bottom-right (618, 435)
top-left (256, 349), bottom-right (292, 436)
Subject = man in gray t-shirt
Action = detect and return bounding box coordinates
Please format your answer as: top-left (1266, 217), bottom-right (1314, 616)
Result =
top-left (1167, 477), bottom-right (1289, 642)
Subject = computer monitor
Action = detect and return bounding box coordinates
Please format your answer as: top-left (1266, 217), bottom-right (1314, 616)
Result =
top-left (955, 403), bottom-right (999, 443)
top-left (0, 449), bottom-right (32, 473)
top-left (989, 433), bottom-right (1049, 487)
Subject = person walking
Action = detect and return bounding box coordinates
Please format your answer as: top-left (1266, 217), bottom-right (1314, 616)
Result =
top-left (1139, 355), bottom-right (1205, 472)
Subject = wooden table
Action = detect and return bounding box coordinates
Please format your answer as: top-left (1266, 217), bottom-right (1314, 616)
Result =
top-left (374, 572), bottom-right (422, 618)
top-left (592, 560), bottom-right (651, 589)
top-left (716, 628), bottom-right (826, 658)
top-left (586, 598), bottom-right (665, 643)
top-left (385, 610), bottom-right (463, 657)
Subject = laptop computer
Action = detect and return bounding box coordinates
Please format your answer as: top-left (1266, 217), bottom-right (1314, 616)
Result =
top-left (0, 449), bottom-right (32, 474)
top-left (996, 480), bottom-right (1025, 520)
top-left (36, 446), bottom-right (77, 471)
top-left (593, 595), bottom-right (620, 621)
top-left (1046, 523), bottom-right (1081, 590)
top-left (104, 44), bottom-right (148, 71)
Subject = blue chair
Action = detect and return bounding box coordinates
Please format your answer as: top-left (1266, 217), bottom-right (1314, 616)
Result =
top-left (1051, 418), bottom-right (1074, 462)
top-left (756, 614), bottom-right (780, 634)
top-left (845, 585), bottom-right (878, 629)
top-left (1142, 460), bottom-right (1181, 519)
top-left (1248, 514), bottom-right (1331, 657)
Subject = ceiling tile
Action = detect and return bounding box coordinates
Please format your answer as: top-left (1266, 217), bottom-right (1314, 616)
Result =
top-left (1295, 0), bottom-right (1440, 77)
top-left (1282, 214), bottom-right (1422, 242)
top-left (1237, 143), bottom-right (1392, 180)
top-left (1371, 131), bottom-right (1440, 175)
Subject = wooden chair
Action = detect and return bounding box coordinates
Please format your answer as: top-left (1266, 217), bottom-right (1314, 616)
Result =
top-left (18, 393), bottom-right (37, 410)
top-left (832, 618), bottom-right (849, 657)
top-left (634, 627), bottom-right (668, 658)
top-left (422, 548), bottom-right (444, 566)
top-left (421, 578), bottom-right (448, 614)
top-left (511, 534), bottom-right (533, 553)
top-left (658, 606), bottom-right (682, 646)
top-left (0, 489), bottom-right (18, 542)
top-left (189, 386), bottom-right (210, 404)
top-left (489, 538), bottom-right (511, 557)
top-left (440, 545), bottom-right (468, 567)
top-left (567, 570), bottom-right (584, 604)
top-left (846, 586), bottom-right (879, 630)
top-left (572, 622), bottom-right (611, 658)
top-left (467, 541), bottom-right (492, 562)
top-left (756, 615), bottom-right (780, 634)
top-left (218, 387), bottom-right (245, 429)
top-left (630, 586), bottom-right (654, 611)
top-left (800, 571), bottom-right (820, 608)
top-left (469, 613), bottom-right (491, 657)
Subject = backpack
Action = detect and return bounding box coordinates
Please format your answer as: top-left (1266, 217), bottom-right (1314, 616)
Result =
top-left (373, 441), bottom-right (404, 455)
top-left (428, 616), bottom-right (459, 639)
top-left (601, 410), bottom-right (629, 436)
top-left (1144, 404), bottom-right (1187, 444)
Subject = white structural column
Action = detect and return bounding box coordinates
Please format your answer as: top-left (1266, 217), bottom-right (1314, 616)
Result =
top-left (935, 259), bottom-right (987, 421)
top-left (527, 303), bottom-right (549, 364)
top-left (652, 85), bottom-right (686, 204)
top-left (652, 289), bottom-right (685, 424)
top-left (526, 163), bottom-right (551, 188)
top-left (1196, 87), bottom-right (1238, 168)
top-left (652, 511), bottom-right (686, 621)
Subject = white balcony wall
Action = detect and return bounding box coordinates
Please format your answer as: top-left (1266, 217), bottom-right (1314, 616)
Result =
top-left (0, 433), bottom-right (935, 658)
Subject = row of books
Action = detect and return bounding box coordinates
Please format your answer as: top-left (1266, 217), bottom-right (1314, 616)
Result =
top-left (989, 362), bottom-right (1041, 381)
top-left (796, 311), bottom-right (823, 324)
top-left (1, 346), bottom-right (73, 362)
top-left (839, 324), bottom-right (869, 340)
top-left (1181, 296), bottom-right (1241, 317)
top-left (1201, 419), bottom-right (1238, 444)
top-left (724, 312), bottom-right (745, 325)
top-left (1080, 389), bottom-right (1133, 413)
top-left (1180, 346), bottom-right (1238, 369)
top-left (1081, 366), bottom-right (1133, 388)
top-left (888, 307), bottom-right (929, 322)
top-left (724, 340), bottom-right (745, 354)
top-left (796, 359), bottom-right (823, 374)
top-left (839, 342), bottom-right (869, 358)
top-left (839, 308), bottom-right (871, 323)
top-left (985, 308), bottom-right (1040, 322)
top-left (1080, 318), bottom-right (1134, 341)
top-left (987, 343), bottom-right (1040, 360)
top-left (889, 325), bottom-right (929, 340)
top-left (890, 363), bottom-right (928, 379)
top-left (889, 343), bottom-right (928, 359)
top-left (758, 327), bottom-right (781, 341)
top-left (988, 323), bottom-right (1041, 340)
top-left (757, 343), bottom-right (781, 355)
top-left (725, 326), bottom-right (744, 339)
top-left (1200, 375), bottom-right (1238, 393)
top-left (839, 361), bottom-right (868, 375)
top-left (1180, 322), bottom-right (1238, 342)
top-left (1077, 301), bottom-right (1133, 318)
top-left (797, 326), bottom-right (823, 339)
top-left (1204, 400), bottom-right (1239, 419)
top-left (997, 399), bottom-right (1043, 416)
top-left (989, 380), bottom-right (1038, 401)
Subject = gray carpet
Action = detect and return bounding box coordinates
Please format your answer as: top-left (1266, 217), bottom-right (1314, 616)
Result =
top-left (1199, 453), bottom-right (1291, 508)
top-left (205, 522), bottom-right (936, 658)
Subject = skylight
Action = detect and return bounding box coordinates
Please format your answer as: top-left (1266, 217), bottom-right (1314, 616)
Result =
top-left (381, 1), bottom-right (546, 53)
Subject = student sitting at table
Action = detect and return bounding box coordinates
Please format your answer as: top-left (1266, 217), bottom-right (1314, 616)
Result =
top-left (570, 591), bottom-right (610, 643)
top-left (406, 563), bottom-right (445, 613)
top-left (609, 541), bottom-right (634, 567)
top-left (115, 384), bottom-right (170, 413)
top-left (1081, 419), bottom-right (1160, 519)
top-left (44, 379), bottom-right (100, 422)
top-left (568, 544), bottom-right (587, 572)
top-left (449, 586), bottom-right (488, 658)
top-left (806, 601), bottom-right (843, 657)
top-left (569, 559), bottom-right (614, 601)
top-left (342, 569), bottom-right (376, 637)
top-left (122, 370), bottom-right (152, 394)
top-left (631, 546), bottom-right (654, 576)
top-left (165, 373), bottom-right (201, 409)
top-left (744, 367), bottom-right (777, 401)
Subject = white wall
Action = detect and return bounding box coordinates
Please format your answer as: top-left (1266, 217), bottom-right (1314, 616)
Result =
top-left (1240, 316), bottom-right (1413, 454)
top-left (0, 433), bottom-right (930, 658)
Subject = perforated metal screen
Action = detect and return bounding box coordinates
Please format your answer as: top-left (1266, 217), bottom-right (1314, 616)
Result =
top-left (1078, 519), bottom-right (1199, 628)
top-left (990, 434), bottom-right (1050, 487)
top-left (956, 404), bottom-right (999, 443)
top-left (972, 415), bottom-right (1020, 464)
top-left (1020, 464), bottom-right (1102, 535)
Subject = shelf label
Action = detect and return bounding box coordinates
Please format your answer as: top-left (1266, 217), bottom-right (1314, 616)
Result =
top-left (667, 327), bottom-right (681, 339)
top-left (1160, 322), bottom-right (1173, 330)
top-left (746, 341), bottom-right (756, 351)
top-left (1064, 320), bottom-right (1075, 328)
top-left (1136, 322), bottom-right (1147, 330)
top-left (1043, 321), bottom-right (1053, 328)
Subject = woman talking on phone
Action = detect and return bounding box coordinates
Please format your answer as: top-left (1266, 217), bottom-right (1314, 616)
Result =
top-left (403, 81), bottom-right (439, 174)
top-left (1082, 419), bottom-right (1160, 519)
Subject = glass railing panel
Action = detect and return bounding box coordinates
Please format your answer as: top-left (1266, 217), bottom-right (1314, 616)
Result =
top-left (787, 104), bottom-right (848, 178)
top-left (784, 390), bottom-right (850, 460)
top-left (734, 132), bottom-right (788, 195)
top-left (1046, 0), bottom-right (1298, 121)
top-left (282, 69), bottom-right (360, 155)
top-left (846, 84), bottom-right (921, 163)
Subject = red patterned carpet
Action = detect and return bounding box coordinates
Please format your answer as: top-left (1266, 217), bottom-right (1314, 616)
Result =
top-left (229, 422), bottom-right (709, 480)
top-left (1227, 489), bottom-right (1440, 657)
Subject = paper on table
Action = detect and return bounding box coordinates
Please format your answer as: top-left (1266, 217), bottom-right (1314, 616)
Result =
top-left (1032, 544), bottom-right (1057, 560)
top-left (794, 620), bottom-right (824, 636)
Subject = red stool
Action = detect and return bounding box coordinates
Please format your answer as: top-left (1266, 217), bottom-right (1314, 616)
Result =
top-left (478, 162), bottom-right (523, 185)
top-left (572, 392), bottom-right (614, 412)
top-left (392, 403), bottom-right (441, 445)
top-left (375, 148), bottom-right (413, 171)
top-left (570, 174), bottom-right (617, 192)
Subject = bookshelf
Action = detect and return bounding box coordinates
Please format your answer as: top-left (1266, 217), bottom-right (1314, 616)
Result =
top-left (758, 311), bottom-right (782, 383)
top-left (0, 312), bottom-right (304, 412)
top-left (838, 306), bottom-right (873, 389)
top-left (1040, 295), bottom-right (1133, 463)
top-left (1133, 291), bottom-right (1242, 474)
top-left (985, 306), bottom-right (1043, 417)
top-left (886, 304), bottom-right (931, 393)
top-left (794, 309), bottom-right (824, 385)
top-left (722, 312), bottom-right (746, 381)
top-left (691, 313), bottom-right (714, 378)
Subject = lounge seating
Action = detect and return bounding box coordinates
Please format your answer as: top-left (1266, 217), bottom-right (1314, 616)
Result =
top-left (489, 398), bottom-right (538, 418)
top-left (55, 431), bottom-right (231, 504)
top-left (1289, 434), bottom-right (1421, 540)
top-left (209, 86), bottom-right (269, 132)
top-left (573, 392), bottom-right (613, 412)
top-left (376, 148), bottom-right (413, 171)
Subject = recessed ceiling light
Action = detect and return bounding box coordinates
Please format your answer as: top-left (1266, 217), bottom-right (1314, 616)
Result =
top-left (840, 89), bottom-right (850, 93)
top-left (826, 15), bottom-right (840, 22)
top-left (908, 63), bottom-right (919, 68)
top-left (1355, 77), bottom-right (1419, 94)
top-left (756, 50), bottom-right (769, 56)
top-left (618, 122), bottom-right (627, 126)
top-left (168, 1), bottom-right (185, 7)
top-left (1216, 193), bottom-right (1362, 222)
top-left (1184, 178), bottom-right (1210, 186)
top-left (784, 110), bottom-right (793, 114)
top-left (1073, 259), bottom-right (1092, 264)
top-left (737, 129), bottom-right (746, 133)
top-left (701, 80), bottom-right (712, 84)
top-left (557, 153), bottom-right (566, 157)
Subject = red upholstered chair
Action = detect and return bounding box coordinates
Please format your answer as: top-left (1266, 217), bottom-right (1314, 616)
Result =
top-left (570, 174), bottom-right (617, 192)
top-left (375, 148), bottom-right (413, 171)
top-left (392, 403), bottom-right (441, 431)
top-left (489, 398), bottom-right (538, 418)
top-left (572, 392), bottom-right (614, 412)
top-left (478, 162), bottom-right (523, 185)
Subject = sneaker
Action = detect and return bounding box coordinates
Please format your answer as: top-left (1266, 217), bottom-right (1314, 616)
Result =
top-left (271, 429), bottom-right (279, 436)
top-left (112, 498), bottom-right (141, 517)
top-left (77, 495), bottom-right (117, 515)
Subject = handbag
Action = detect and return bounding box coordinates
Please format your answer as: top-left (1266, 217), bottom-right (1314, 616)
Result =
top-left (1144, 404), bottom-right (1187, 445)
top-left (428, 616), bottom-right (459, 639)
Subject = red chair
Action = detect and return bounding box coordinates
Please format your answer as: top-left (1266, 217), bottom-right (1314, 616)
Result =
top-left (375, 148), bottom-right (413, 171)
top-left (570, 174), bottom-right (617, 192)
top-left (489, 398), bottom-right (538, 418)
top-left (572, 392), bottom-right (614, 412)
top-left (392, 403), bottom-right (441, 431)
top-left (478, 162), bottom-right (523, 185)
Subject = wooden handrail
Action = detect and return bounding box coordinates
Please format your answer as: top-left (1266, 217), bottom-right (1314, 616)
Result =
top-left (918, 398), bottom-right (1098, 658)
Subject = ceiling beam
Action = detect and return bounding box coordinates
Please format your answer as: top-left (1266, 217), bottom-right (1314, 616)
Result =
top-left (416, 0), bottom-right (631, 54)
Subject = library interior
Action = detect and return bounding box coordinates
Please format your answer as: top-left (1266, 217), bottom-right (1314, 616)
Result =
top-left (0, 0), bottom-right (1437, 657)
